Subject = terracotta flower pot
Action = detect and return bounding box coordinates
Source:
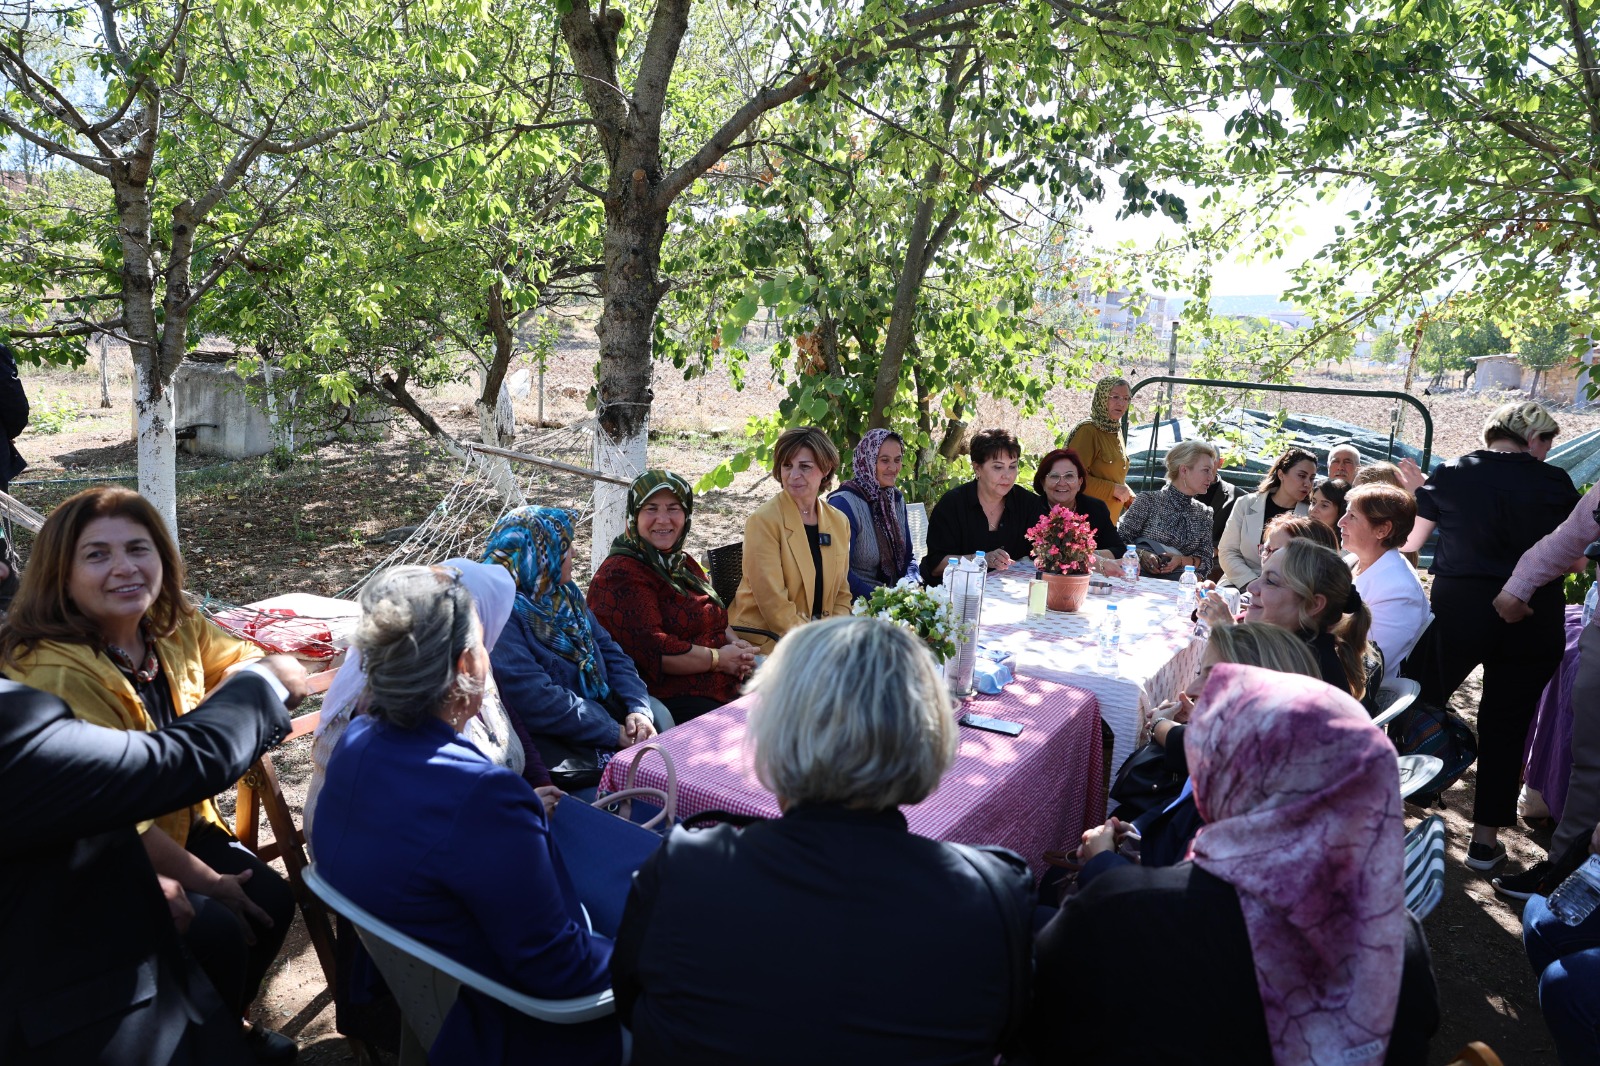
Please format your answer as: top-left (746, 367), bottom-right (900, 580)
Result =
top-left (1041, 571), bottom-right (1092, 612)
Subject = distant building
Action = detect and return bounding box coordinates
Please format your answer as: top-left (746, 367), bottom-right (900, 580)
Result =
top-left (1471, 348), bottom-right (1600, 404)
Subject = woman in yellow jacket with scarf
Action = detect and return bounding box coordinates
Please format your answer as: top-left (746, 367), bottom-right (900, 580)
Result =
top-left (1068, 376), bottom-right (1135, 523)
top-left (0, 487), bottom-right (297, 1061)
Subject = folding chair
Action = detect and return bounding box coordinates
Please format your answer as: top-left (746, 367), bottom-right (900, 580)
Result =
top-left (704, 541), bottom-right (778, 644)
top-left (906, 501), bottom-right (929, 565)
top-left (303, 866), bottom-right (614, 1066)
top-left (1404, 815), bottom-right (1447, 920)
top-left (1371, 677), bottom-right (1421, 731)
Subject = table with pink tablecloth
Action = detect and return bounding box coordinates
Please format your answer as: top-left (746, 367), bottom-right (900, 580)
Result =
top-left (598, 675), bottom-right (1105, 876)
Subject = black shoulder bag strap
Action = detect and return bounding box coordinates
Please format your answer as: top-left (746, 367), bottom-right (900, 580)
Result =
top-left (950, 843), bottom-right (1031, 1053)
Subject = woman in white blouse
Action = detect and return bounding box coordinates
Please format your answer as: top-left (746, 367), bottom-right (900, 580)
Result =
top-left (1339, 483), bottom-right (1431, 680)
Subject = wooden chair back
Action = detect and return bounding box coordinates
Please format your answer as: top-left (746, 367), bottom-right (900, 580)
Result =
top-left (234, 666), bottom-right (342, 992)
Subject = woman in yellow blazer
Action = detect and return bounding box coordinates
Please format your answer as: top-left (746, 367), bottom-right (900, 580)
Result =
top-left (0, 487), bottom-right (297, 1058)
top-left (1067, 376), bottom-right (1134, 523)
top-left (728, 426), bottom-right (854, 654)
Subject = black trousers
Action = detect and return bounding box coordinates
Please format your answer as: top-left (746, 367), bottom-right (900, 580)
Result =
top-left (662, 694), bottom-right (724, 725)
top-left (183, 820), bottom-right (296, 1015)
top-left (1416, 576), bottom-right (1565, 827)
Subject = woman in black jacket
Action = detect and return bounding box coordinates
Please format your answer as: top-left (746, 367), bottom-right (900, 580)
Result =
top-left (612, 615), bottom-right (1032, 1065)
top-left (1403, 401), bottom-right (1580, 872)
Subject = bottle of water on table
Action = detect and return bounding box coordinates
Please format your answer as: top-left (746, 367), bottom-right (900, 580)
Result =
top-left (1121, 546), bottom-right (1140, 583)
top-left (1547, 854), bottom-right (1600, 926)
top-left (946, 554), bottom-right (986, 698)
top-left (1177, 565), bottom-right (1197, 618)
top-left (1097, 604), bottom-right (1120, 667)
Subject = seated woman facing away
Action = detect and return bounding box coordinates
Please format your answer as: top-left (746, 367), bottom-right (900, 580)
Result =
top-left (1090, 622), bottom-right (1322, 881)
top-left (0, 486), bottom-right (300, 1061)
top-left (1115, 439), bottom-right (1218, 579)
top-left (1032, 446), bottom-right (1125, 577)
top-left (305, 556), bottom-right (555, 841)
top-left (1341, 484), bottom-right (1430, 680)
top-left (312, 567), bottom-right (619, 1066)
top-left (484, 506), bottom-right (664, 795)
top-left (922, 427), bottom-right (1046, 583)
top-left (1031, 664), bottom-right (1439, 1066)
top-left (1217, 446), bottom-right (1317, 588)
top-left (828, 429), bottom-right (920, 596)
top-left (727, 425), bottom-right (854, 652)
top-left (613, 616), bottom-right (1034, 1066)
top-left (590, 471), bottom-right (757, 725)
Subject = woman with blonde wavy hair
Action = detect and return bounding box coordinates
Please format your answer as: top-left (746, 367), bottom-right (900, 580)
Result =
top-left (1239, 538), bottom-right (1378, 708)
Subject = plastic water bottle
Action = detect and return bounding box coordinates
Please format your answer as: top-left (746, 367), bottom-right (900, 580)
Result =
top-left (945, 555), bottom-right (987, 698)
top-left (1121, 546), bottom-right (1140, 583)
top-left (1584, 581), bottom-right (1598, 628)
top-left (1177, 565), bottom-right (1197, 618)
top-left (1097, 604), bottom-right (1121, 667)
top-left (1547, 854), bottom-right (1600, 926)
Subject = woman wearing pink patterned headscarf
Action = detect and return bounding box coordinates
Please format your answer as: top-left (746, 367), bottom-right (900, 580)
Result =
top-left (1028, 665), bottom-right (1439, 1066)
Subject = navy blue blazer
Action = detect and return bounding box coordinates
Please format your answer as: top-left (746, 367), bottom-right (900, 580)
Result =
top-left (312, 715), bottom-right (619, 1066)
top-left (490, 608), bottom-right (655, 753)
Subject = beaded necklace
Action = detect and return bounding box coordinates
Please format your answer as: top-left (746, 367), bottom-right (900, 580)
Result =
top-left (104, 622), bottom-right (160, 683)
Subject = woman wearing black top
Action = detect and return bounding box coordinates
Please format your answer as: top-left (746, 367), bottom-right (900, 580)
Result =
top-left (921, 428), bottom-right (1045, 584)
top-left (1402, 401), bottom-right (1580, 872)
top-left (1031, 447), bottom-right (1125, 577)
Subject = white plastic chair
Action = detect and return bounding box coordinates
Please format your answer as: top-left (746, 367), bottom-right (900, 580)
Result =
top-left (1404, 815), bottom-right (1447, 920)
top-left (907, 501), bottom-right (929, 565)
top-left (303, 866), bottom-right (614, 1066)
top-left (1371, 677), bottom-right (1421, 731)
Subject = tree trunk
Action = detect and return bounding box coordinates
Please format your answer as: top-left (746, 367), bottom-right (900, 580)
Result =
top-left (588, 183), bottom-right (666, 571)
top-left (113, 167), bottom-right (181, 542)
top-left (98, 335), bottom-right (112, 408)
top-left (134, 359), bottom-right (178, 545)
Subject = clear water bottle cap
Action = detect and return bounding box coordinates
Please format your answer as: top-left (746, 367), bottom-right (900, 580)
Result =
top-left (974, 551), bottom-right (986, 561)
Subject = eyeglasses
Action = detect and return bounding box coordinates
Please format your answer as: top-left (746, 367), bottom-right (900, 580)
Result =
top-left (1044, 472), bottom-right (1078, 482)
top-left (1258, 542), bottom-right (1280, 560)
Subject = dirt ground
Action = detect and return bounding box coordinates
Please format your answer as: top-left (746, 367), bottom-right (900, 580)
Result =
top-left (11, 337), bottom-right (1594, 1063)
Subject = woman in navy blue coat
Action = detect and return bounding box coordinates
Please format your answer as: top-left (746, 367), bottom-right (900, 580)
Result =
top-left (484, 506), bottom-right (664, 792)
top-left (313, 565), bottom-right (620, 1066)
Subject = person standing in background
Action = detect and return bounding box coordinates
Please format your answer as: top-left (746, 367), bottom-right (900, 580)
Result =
top-left (1068, 376), bottom-right (1134, 523)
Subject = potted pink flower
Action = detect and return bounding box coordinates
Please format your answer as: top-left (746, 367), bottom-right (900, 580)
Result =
top-left (1026, 505), bottom-right (1098, 611)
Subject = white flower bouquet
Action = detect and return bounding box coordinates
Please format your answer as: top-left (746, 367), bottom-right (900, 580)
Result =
top-left (852, 577), bottom-right (961, 664)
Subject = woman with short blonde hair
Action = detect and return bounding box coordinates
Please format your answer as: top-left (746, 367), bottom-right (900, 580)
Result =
top-left (612, 614), bottom-right (1034, 1063)
top-left (1116, 440), bottom-right (1218, 578)
top-left (748, 615), bottom-right (957, 810)
top-left (728, 425), bottom-right (854, 652)
top-left (1402, 398), bottom-right (1579, 872)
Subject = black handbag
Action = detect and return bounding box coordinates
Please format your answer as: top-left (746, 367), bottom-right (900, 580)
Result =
top-left (1109, 738), bottom-right (1187, 820)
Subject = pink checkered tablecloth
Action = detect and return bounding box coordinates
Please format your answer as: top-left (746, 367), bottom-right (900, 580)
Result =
top-left (598, 675), bottom-right (1105, 877)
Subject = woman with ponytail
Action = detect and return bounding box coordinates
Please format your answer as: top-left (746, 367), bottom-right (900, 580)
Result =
top-left (1239, 538), bottom-right (1381, 711)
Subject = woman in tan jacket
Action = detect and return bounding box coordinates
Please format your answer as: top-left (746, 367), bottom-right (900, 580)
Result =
top-left (728, 426), bottom-right (854, 653)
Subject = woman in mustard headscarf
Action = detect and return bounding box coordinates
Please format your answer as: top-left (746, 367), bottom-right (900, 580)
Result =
top-left (590, 471), bottom-right (757, 724)
top-left (1067, 376), bottom-right (1134, 523)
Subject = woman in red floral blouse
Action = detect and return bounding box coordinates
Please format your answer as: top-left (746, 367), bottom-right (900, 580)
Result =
top-left (590, 471), bottom-right (758, 723)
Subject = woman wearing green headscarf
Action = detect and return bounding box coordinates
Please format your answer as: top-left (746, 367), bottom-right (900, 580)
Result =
top-left (590, 471), bottom-right (759, 724)
top-left (1067, 376), bottom-right (1135, 523)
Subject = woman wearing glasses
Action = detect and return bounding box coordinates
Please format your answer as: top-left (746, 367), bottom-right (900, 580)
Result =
top-left (1401, 401), bottom-right (1580, 874)
top-left (1032, 447), bottom-right (1125, 577)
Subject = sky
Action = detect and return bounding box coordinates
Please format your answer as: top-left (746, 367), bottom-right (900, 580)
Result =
top-left (1074, 185), bottom-right (1365, 299)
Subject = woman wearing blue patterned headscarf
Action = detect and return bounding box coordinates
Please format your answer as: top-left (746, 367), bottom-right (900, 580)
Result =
top-left (483, 506), bottom-right (661, 791)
